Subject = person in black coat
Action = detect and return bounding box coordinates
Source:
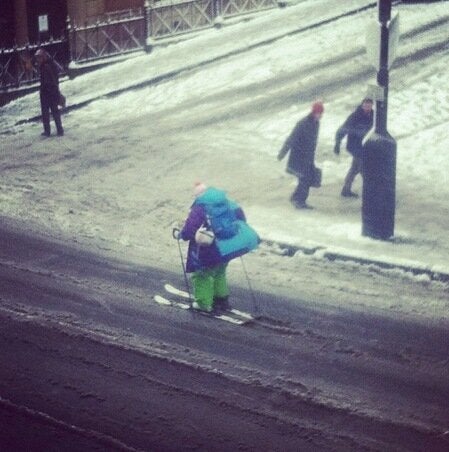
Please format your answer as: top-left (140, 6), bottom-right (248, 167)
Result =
top-left (334, 98), bottom-right (373, 197)
top-left (278, 101), bottom-right (324, 209)
top-left (35, 49), bottom-right (64, 137)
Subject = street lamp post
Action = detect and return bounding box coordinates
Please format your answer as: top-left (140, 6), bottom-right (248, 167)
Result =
top-left (361, 0), bottom-right (397, 240)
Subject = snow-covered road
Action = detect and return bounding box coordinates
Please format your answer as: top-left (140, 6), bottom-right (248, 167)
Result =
top-left (1, 223), bottom-right (448, 450)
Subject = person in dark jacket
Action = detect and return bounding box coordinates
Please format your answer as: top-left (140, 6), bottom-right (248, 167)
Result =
top-left (278, 101), bottom-right (324, 209)
top-left (178, 183), bottom-right (247, 313)
top-left (35, 48), bottom-right (64, 137)
top-left (334, 98), bottom-right (373, 197)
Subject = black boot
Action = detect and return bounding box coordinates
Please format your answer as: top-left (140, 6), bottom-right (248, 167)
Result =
top-left (214, 296), bottom-right (230, 312)
top-left (294, 202), bottom-right (314, 209)
top-left (341, 189), bottom-right (358, 198)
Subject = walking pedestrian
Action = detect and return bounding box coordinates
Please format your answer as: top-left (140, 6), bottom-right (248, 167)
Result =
top-left (35, 48), bottom-right (64, 137)
top-left (334, 98), bottom-right (374, 197)
top-left (278, 101), bottom-right (324, 209)
top-left (176, 183), bottom-right (259, 313)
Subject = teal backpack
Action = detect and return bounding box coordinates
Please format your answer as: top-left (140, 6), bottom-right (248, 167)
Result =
top-left (195, 187), bottom-right (259, 260)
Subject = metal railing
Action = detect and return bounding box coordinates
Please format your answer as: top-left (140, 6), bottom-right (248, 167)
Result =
top-left (69, 11), bottom-right (146, 62)
top-left (220, 0), bottom-right (277, 18)
top-left (148, 0), bottom-right (216, 38)
top-left (0, 40), bottom-right (68, 91)
top-left (148, 0), bottom-right (277, 38)
top-left (71, 0), bottom-right (278, 54)
top-left (1, 0), bottom-right (278, 92)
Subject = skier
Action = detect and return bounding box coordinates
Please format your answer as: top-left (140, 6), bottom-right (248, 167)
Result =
top-left (334, 98), bottom-right (374, 197)
top-left (277, 101), bottom-right (324, 209)
top-left (176, 182), bottom-right (259, 313)
top-left (35, 48), bottom-right (64, 137)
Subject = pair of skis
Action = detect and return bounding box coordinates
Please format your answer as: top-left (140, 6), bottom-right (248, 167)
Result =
top-left (154, 284), bottom-right (254, 325)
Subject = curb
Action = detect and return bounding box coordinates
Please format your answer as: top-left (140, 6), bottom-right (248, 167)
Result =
top-left (263, 239), bottom-right (449, 283)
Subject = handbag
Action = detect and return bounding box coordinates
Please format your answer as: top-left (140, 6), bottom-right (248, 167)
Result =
top-left (311, 166), bottom-right (322, 188)
top-left (58, 92), bottom-right (66, 108)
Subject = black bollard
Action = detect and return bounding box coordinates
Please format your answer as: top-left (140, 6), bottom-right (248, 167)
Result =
top-left (362, 130), bottom-right (396, 239)
top-left (361, 0), bottom-right (397, 240)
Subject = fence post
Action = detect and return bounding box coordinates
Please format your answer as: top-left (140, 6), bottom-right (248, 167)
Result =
top-left (96, 20), bottom-right (100, 57)
top-left (24, 43), bottom-right (32, 83)
top-left (214, 0), bottom-right (224, 28)
top-left (144, 0), bottom-right (154, 53)
top-left (84, 21), bottom-right (88, 61)
top-left (0, 48), bottom-right (4, 90)
top-left (65, 16), bottom-right (72, 68)
top-left (66, 16), bottom-right (76, 79)
top-left (13, 44), bottom-right (19, 88)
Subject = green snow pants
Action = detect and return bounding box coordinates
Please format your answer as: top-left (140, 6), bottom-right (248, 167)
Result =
top-left (191, 264), bottom-right (229, 311)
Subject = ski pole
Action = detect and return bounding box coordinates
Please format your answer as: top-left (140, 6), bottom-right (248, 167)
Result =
top-left (240, 256), bottom-right (260, 316)
top-left (172, 228), bottom-right (192, 307)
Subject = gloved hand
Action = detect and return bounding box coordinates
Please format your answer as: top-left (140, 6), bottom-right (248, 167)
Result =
top-left (277, 145), bottom-right (288, 161)
top-left (172, 228), bottom-right (181, 240)
top-left (333, 143), bottom-right (340, 155)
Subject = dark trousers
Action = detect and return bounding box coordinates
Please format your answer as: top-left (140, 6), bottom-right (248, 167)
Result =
top-left (342, 155), bottom-right (362, 193)
top-left (40, 92), bottom-right (63, 135)
top-left (292, 169), bottom-right (313, 204)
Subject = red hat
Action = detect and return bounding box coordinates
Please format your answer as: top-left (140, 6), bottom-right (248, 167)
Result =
top-left (311, 101), bottom-right (324, 114)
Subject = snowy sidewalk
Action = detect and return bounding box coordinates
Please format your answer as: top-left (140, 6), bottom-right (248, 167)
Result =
top-left (250, 201), bottom-right (449, 283)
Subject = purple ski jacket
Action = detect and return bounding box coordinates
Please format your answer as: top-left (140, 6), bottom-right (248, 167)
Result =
top-left (180, 192), bottom-right (245, 273)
